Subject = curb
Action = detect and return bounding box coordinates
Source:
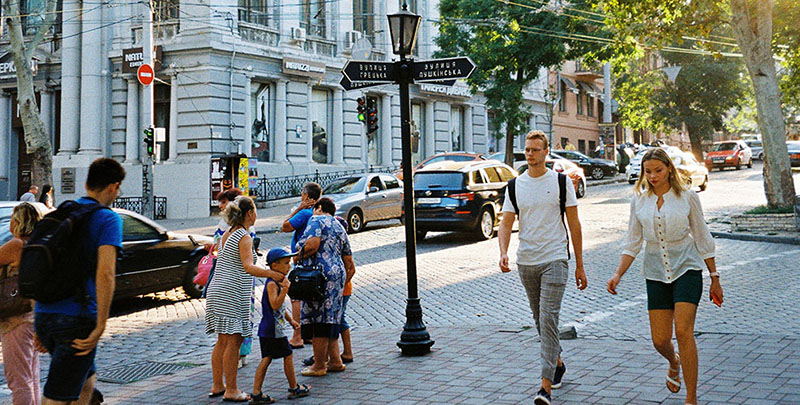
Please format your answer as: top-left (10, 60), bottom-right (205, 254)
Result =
top-left (711, 231), bottom-right (800, 246)
top-left (586, 177), bottom-right (628, 187)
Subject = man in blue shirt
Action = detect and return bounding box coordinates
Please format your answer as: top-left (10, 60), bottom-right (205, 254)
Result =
top-left (35, 158), bottom-right (125, 404)
top-left (280, 182), bottom-right (321, 348)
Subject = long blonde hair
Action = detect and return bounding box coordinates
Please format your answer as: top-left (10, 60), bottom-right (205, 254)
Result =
top-left (11, 202), bottom-right (41, 237)
top-left (634, 148), bottom-right (686, 196)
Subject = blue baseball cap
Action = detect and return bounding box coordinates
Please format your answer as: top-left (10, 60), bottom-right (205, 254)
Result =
top-left (267, 247), bottom-right (297, 265)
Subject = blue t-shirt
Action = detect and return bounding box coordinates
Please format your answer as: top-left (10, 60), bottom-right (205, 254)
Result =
top-left (257, 278), bottom-right (288, 338)
top-left (289, 208), bottom-right (313, 253)
top-left (36, 197), bottom-right (123, 317)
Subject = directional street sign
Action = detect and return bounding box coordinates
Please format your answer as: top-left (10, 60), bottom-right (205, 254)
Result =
top-left (342, 60), bottom-right (396, 83)
top-left (339, 75), bottom-right (387, 91)
top-left (413, 57), bottom-right (476, 83)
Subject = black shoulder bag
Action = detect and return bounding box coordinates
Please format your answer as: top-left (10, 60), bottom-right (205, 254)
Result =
top-left (287, 246), bottom-right (327, 302)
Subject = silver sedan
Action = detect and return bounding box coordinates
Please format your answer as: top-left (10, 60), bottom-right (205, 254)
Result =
top-left (325, 173), bottom-right (404, 233)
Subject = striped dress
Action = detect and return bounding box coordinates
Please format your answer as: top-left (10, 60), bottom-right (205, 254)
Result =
top-left (205, 228), bottom-right (255, 337)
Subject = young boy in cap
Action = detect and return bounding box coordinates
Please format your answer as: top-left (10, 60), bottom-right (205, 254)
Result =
top-left (250, 248), bottom-right (310, 404)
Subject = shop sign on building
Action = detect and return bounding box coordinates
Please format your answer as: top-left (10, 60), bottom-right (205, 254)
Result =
top-left (283, 57), bottom-right (326, 79)
top-left (122, 46), bottom-right (163, 74)
top-left (0, 58), bottom-right (38, 80)
top-left (419, 83), bottom-right (472, 98)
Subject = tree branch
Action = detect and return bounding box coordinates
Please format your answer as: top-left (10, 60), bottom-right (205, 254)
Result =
top-left (25, 0), bottom-right (59, 61)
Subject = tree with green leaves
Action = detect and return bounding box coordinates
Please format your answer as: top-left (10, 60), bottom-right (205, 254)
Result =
top-left (435, 0), bottom-right (600, 166)
top-left (651, 53), bottom-right (749, 161)
top-left (2, 0), bottom-right (58, 191)
top-left (601, 0), bottom-right (796, 208)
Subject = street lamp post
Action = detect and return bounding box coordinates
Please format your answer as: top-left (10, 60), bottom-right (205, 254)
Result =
top-left (388, 3), bottom-right (435, 356)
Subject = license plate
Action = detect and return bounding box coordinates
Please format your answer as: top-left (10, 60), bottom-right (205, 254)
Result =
top-left (712, 158), bottom-right (725, 162)
top-left (417, 197), bottom-right (441, 204)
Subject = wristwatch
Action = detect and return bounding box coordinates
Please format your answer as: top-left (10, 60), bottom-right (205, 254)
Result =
top-left (708, 271), bottom-right (720, 278)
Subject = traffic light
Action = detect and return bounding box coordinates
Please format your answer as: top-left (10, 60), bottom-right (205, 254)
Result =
top-left (356, 97), bottom-right (366, 122)
top-left (366, 97), bottom-right (378, 134)
top-left (143, 127), bottom-right (155, 157)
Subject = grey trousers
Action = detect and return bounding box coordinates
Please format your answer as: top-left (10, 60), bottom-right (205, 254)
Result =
top-left (518, 260), bottom-right (568, 381)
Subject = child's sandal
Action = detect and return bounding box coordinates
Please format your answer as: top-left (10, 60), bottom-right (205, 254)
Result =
top-left (249, 392), bottom-right (275, 405)
top-left (288, 384), bottom-right (310, 400)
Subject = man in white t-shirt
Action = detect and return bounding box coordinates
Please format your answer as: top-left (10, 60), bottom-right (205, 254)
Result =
top-left (20, 185), bottom-right (38, 202)
top-left (498, 130), bottom-right (588, 405)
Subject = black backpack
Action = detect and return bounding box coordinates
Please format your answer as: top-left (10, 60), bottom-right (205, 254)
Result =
top-left (18, 199), bottom-right (110, 303)
top-left (507, 172), bottom-right (571, 259)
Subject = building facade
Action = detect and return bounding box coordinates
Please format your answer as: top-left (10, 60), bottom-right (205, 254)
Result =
top-left (1, 0), bottom-right (498, 218)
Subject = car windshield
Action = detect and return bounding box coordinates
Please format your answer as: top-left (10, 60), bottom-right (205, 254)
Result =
top-left (0, 207), bottom-right (13, 245)
top-left (712, 143), bottom-right (737, 151)
top-left (324, 177), bottom-right (366, 194)
top-left (414, 172), bottom-right (465, 190)
top-left (788, 142), bottom-right (800, 152)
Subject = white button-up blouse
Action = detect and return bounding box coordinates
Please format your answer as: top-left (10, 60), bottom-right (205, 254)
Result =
top-left (621, 189), bottom-right (715, 283)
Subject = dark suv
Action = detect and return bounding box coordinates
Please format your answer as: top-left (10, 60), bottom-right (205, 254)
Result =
top-left (410, 160), bottom-right (517, 240)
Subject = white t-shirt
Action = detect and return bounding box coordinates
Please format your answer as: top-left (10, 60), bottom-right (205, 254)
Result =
top-left (501, 169), bottom-right (578, 266)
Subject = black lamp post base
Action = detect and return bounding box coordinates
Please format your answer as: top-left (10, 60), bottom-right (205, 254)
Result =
top-left (397, 298), bottom-right (434, 356)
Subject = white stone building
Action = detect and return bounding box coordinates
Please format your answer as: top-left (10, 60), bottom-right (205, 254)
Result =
top-left (1, 0), bottom-right (554, 218)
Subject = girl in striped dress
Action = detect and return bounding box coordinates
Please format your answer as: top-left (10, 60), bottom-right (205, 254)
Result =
top-left (205, 196), bottom-right (283, 403)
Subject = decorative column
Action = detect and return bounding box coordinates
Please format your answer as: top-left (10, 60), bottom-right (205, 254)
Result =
top-left (59, 0), bottom-right (81, 155)
top-left (425, 101), bottom-right (435, 157)
top-left (306, 83), bottom-right (314, 161)
top-left (243, 77), bottom-right (252, 158)
top-left (464, 105), bottom-right (474, 152)
top-left (78, 1), bottom-right (103, 154)
top-left (381, 95), bottom-right (393, 165)
top-left (169, 74), bottom-right (179, 161)
top-left (332, 88), bottom-right (344, 164)
top-left (0, 94), bottom-right (9, 199)
top-left (274, 80), bottom-right (288, 162)
top-left (125, 78), bottom-right (140, 163)
top-left (40, 89), bottom-right (53, 144)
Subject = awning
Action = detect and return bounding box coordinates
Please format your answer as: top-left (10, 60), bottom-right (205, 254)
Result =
top-left (577, 81), bottom-right (601, 98)
top-left (560, 77), bottom-right (579, 94)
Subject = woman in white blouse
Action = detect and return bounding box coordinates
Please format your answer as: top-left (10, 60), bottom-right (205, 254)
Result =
top-left (606, 148), bottom-right (723, 405)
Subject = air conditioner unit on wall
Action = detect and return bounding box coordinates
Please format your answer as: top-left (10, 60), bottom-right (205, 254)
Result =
top-left (291, 27), bottom-right (306, 43)
top-left (344, 31), bottom-right (362, 49)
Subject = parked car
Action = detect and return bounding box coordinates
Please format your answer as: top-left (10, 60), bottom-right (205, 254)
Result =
top-left (323, 173), bottom-right (404, 233)
top-left (746, 140), bottom-right (764, 161)
top-left (551, 150), bottom-right (618, 180)
top-left (411, 160), bottom-right (517, 240)
top-left (626, 148), bottom-right (652, 184)
top-left (788, 141), bottom-right (800, 167)
top-left (487, 151), bottom-right (526, 171)
top-left (517, 154), bottom-right (587, 198)
top-left (704, 140), bottom-right (753, 170)
top-left (395, 152), bottom-right (485, 180)
top-left (0, 202), bottom-right (213, 300)
top-left (671, 151), bottom-right (709, 192)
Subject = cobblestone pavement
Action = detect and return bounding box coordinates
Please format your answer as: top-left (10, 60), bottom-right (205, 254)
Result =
top-left (1, 164), bottom-right (799, 403)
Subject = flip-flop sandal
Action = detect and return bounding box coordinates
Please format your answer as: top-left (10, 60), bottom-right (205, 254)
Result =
top-left (222, 392), bottom-right (250, 402)
top-left (301, 366), bottom-right (327, 376)
top-left (209, 390), bottom-right (225, 398)
top-left (341, 356), bottom-right (353, 364)
top-left (327, 364), bottom-right (346, 372)
top-left (290, 343), bottom-right (304, 349)
top-left (666, 354), bottom-right (681, 393)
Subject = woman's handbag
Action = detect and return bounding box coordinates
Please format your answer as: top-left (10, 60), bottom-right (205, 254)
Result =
top-left (0, 265), bottom-right (33, 319)
top-left (193, 251), bottom-right (216, 286)
top-left (287, 248), bottom-right (327, 302)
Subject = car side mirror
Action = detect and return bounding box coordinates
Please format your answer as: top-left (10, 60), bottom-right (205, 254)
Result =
top-left (369, 186), bottom-right (379, 193)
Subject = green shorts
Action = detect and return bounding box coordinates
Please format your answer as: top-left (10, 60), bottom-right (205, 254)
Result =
top-left (646, 270), bottom-right (703, 310)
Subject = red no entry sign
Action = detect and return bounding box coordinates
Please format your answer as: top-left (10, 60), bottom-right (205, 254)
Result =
top-left (137, 64), bottom-right (154, 86)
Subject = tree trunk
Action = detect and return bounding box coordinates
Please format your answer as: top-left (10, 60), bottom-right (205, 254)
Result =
top-left (686, 125), bottom-right (705, 163)
top-left (729, 0), bottom-right (796, 207)
top-left (504, 119), bottom-right (516, 167)
top-left (2, 0), bottom-right (56, 191)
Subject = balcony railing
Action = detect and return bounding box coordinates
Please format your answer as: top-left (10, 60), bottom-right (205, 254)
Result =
top-left (255, 165), bottom-right (400, 202)
top-left (133, 21), bottom-right (180, 45)
top-left (575, 60), bottom-right (603, 79)
top-left (303, 37), bottom-right (337, 58)
top-left (238, 22), bottom-right (280, 47)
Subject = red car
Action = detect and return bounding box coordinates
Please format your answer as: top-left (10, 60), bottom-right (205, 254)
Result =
top-left (705, 140), bottom-right (753, 171)
top-left (395, 152), bottom-right (485, 180)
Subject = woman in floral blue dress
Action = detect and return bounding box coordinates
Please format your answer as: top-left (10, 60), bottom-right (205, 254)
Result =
top-left (295, 197), bottom-right (356, 376)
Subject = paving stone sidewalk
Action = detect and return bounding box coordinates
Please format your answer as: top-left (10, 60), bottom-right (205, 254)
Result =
top-left (96, 326), bottom-right (799, 405)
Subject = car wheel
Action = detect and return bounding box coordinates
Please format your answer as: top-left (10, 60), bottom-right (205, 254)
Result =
top-left (576, 179), bottom-right (586, 198)
top-left (182, 258), bottom-right (204, 299)
top-left (416, 230), bottom-right (427, 241)
top-left (347, 209), bottom-right (364, 233)
top-left (628, 179), bottom-right (636, 185)
top-left (758, 152), bottom-right (763, 160)
top-left (747, 158), bottom-right (753, 168)
top-left (735, 159), bottom-right (741, 170)
top-left (591, 167), bottom-right (605, 180)
top-left (699, 175), bottom-right (708, 192)
top-left (476, 208), bottom-right (495, 240)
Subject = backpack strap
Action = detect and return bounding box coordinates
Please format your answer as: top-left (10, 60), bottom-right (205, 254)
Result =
top-left (507, 178), bottom-right (519, 215)
top-left (557, 173), bottom-right (571, 260)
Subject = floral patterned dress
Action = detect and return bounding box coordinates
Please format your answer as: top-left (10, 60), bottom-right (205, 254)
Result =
top-left (297, 215), bottom-right (352, 327)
